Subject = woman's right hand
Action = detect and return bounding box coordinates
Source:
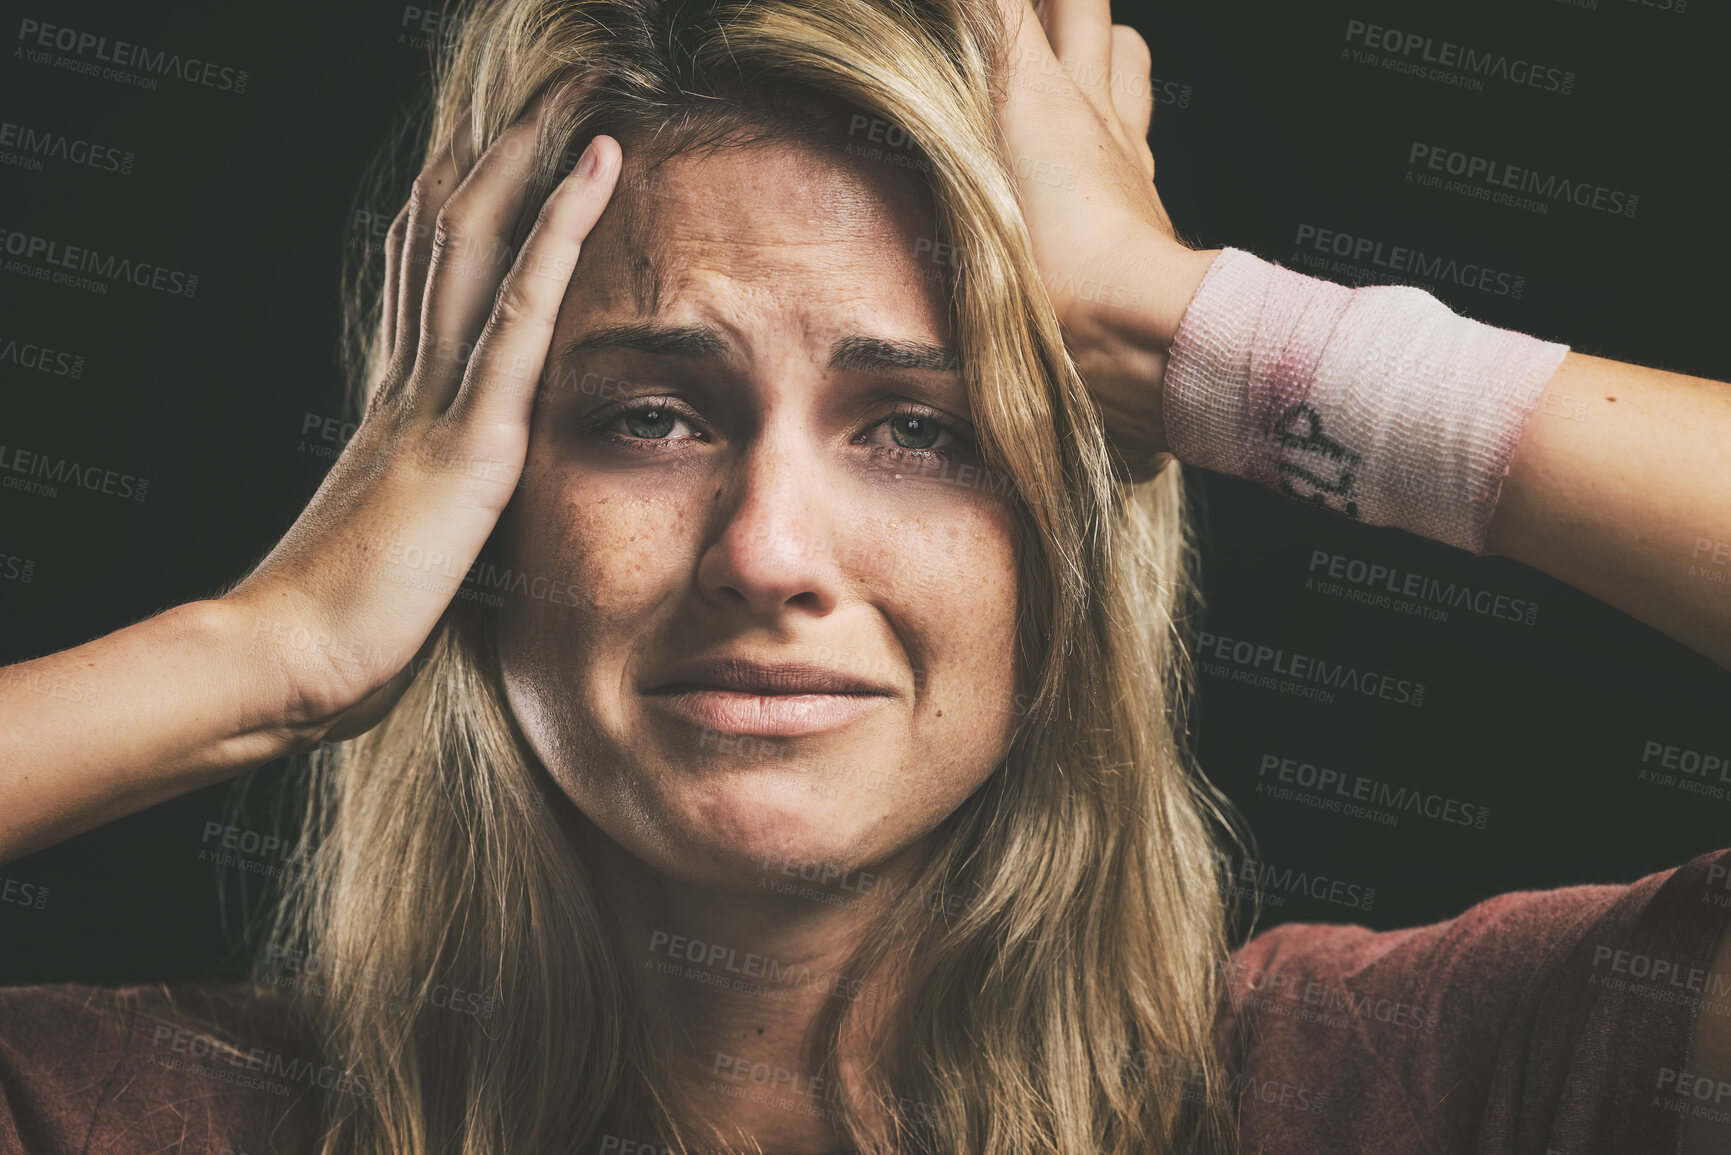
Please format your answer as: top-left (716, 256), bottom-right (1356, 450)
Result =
top-left (226, 103), bottom-right (621, 746)
top-left (0, 96), bottom-right (619, 865)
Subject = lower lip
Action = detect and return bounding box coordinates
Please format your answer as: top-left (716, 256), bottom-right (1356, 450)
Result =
top-left (645, 688), bottom-right (890, 736)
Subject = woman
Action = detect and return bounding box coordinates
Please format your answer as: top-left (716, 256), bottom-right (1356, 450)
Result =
top-left (1, 0), bottom-right (1727, 1153)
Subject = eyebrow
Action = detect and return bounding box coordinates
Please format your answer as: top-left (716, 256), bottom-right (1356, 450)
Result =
top-left (555, 323), bottom-right (961, 375)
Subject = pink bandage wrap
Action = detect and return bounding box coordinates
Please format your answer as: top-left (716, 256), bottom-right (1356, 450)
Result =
top-left (1162, 248), bottom-right (1571, 555)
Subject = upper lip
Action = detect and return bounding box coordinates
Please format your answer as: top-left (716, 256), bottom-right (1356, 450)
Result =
top-left (644, 656), bottom-right (894, 696)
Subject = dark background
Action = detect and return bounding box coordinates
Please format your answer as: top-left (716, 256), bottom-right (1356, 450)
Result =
top-left (1, 0), bottom-right (1727, 982)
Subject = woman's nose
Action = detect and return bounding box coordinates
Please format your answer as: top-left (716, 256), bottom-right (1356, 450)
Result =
top-left (694, 432), bottom-right (849, 619)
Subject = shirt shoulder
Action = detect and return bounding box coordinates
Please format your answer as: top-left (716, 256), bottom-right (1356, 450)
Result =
top-left (1214, 846), bottom-right (1731, 1155)
top-left (0, 980), bottom-right (314, 1155)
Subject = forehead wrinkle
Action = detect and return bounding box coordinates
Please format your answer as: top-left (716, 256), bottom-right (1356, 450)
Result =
top-left (615, 185), bottom-right (665, 318)
top-left (582, 140), bottom-right (953, 387)
top-left (611, 233), bottom-right (909, 347)
top-left (606, 154), bottom-right (691, 319)
top-left (609, 135), bottom-right (934, 311)
top-left (640, 215), bottom-right (924, 310)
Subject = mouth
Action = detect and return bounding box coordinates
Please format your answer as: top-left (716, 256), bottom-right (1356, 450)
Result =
top-left (642, 657), bottom-right (896, 737)
top-left (643, 687), bottom-right (891, 737)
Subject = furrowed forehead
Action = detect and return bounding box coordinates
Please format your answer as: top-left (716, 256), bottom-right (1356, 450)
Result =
top-left (593, 129), bottom-right (939, 320)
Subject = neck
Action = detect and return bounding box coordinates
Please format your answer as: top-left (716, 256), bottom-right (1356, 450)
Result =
top-left (574, 809), bottom-right (922, 1155)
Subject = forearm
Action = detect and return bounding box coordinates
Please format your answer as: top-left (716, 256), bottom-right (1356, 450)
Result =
top-left (1098, 244), bottom-right (1731, 671)
top-left (1486, 351), bottom-right (1731, 670)
top-left (0, 599), bottom-right (305, 865)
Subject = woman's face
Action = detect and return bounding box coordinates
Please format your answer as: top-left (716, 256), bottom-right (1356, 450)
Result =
top-left (496, 134), bottom-right (1022, 891)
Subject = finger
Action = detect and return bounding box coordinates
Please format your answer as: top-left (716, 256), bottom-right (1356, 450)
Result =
top-left (1037, 0), bottom-right (1114, 113)
top-left (378, 202), bottom-right (408, 374)
top-left (394, 108), bottom-right (478, 371)
top-left (996, 0), bottom-right (1057, 87)
top-left (410, 97), bottom-right (552, 414)
top-left (447, 134), bottom-right (621, 432)
top-left (1109, 25), bottom-right (1156, 181)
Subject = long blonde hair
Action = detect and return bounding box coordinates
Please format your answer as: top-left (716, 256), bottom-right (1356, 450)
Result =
top-left (257, 1), bottom-right (1252, 1152)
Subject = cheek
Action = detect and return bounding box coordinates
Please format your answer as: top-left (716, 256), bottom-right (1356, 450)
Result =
top-left (822, 500), bottom-right (1022, 853)
top-left (904, 516), bottom-right (1016, 654)
top-left (495, 465), bottom-right (698, 707)
top-left (854, 497), bottom-right (1022, 755)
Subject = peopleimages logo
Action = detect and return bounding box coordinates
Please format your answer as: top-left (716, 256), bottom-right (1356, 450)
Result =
top-left (647, 930), bottom-right (875, 1002)
top-left (0, 443), bottom-right (148, 502)
top-left (1, 876), bottom-right (49, 911)
top-left (1306, 548), bottom-right (1541, 626)
top-left (0, 335), bottom-right (85, 378)
top-left (0, 227), bottom-right (199, 297)
top-left (16, 18), bottom-right (249, 93)
top-left (1343, 19), bottom-right (1575, 95)
top-left (1257, 753), bottom-right (1490, 831)
top-left (1406, 142), bottom-right (1639, 218)
top-left (1637, 738), bottom-right (1731, 804)
top-left (0, 120), bottom-right (134, 175)
top-left (1291, 224), bottom-right (1526, 299)
top-left (399, 5), bottom-right (462, 49)
top-left (1195, 629), bottom-right (1427, 708)
top-left (1227, 958), bottom-right (1438, 1034)
top-left (1215, 851), bottom-right (1376, 912)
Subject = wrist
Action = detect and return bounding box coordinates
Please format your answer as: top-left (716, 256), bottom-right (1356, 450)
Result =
top-left (1129, 241), bottom-right (1227, 354)
top-left (189, 595), bottom-right (333, 763)
top-left (1065, 241), bottom-right (1224, 457)
top-left (1160, 247), bottom-right (1571, 553)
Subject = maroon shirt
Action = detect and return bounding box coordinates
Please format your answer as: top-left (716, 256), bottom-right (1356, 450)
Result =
top-left (4, 846), bottom-right (1729, 1154)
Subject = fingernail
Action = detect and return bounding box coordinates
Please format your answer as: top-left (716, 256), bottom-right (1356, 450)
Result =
top-left (576, 138), bottom-right (600, 178)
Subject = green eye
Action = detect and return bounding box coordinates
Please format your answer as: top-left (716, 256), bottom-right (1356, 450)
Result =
top-left (887, 413), bottom-right (942, 451)
top-left (623, 407), bottom-right (677, 439)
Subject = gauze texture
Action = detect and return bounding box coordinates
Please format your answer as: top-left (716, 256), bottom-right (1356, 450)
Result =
top-left (1163, 247), bottom-right (1571, 555)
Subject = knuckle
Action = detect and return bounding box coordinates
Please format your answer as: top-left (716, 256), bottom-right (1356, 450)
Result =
top-left (384, 205), bottom-right (410, 257)
top-left (537, 176), bottom-right (594, 231)
top-left (411, 325), bottom-right (461, 376)
top-left (407, 174), bottom-right (438, 219)
top-left (432, 201), bottom-right (468, 253)
top-left (490, 276), bottom-right (539, 328)
top-left (532, 191), bottom-right (564, 232)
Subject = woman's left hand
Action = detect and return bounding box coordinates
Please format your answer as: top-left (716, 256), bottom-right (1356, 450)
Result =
top-left (989, 0), bottom-right (1220, 481)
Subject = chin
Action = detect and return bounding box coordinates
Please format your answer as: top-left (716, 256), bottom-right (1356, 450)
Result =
top-left (634, 768), bottom-right (905, 891)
